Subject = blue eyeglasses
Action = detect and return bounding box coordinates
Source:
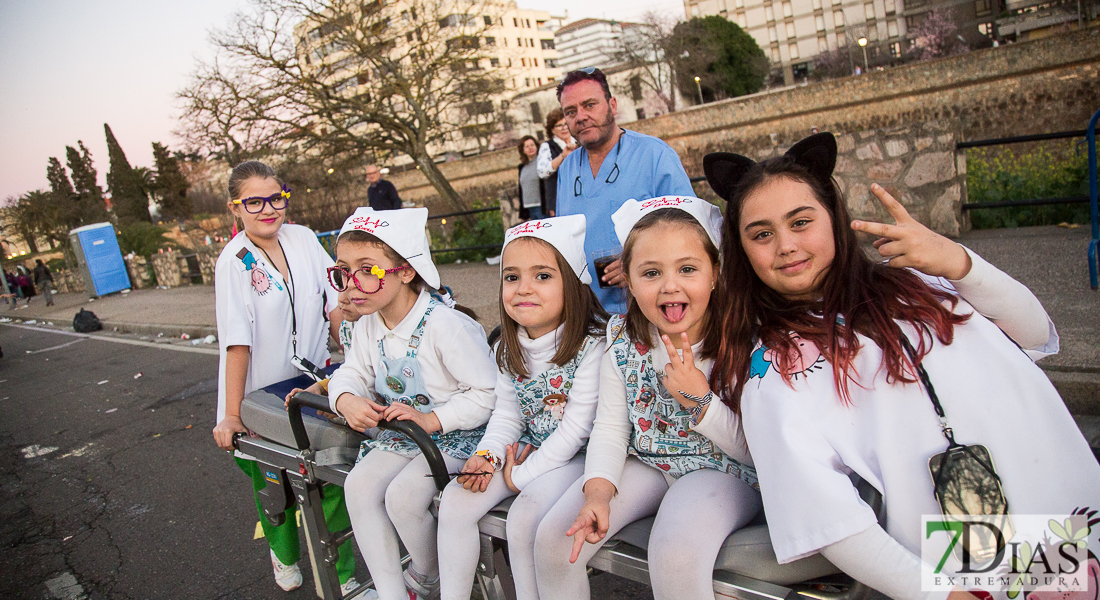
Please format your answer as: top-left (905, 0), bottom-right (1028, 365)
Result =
top-left (234, 186), bottom-right (292, 214)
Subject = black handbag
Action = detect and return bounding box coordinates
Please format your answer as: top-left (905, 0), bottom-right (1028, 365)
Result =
top-left (902, 335), bottom-right (1013, 563)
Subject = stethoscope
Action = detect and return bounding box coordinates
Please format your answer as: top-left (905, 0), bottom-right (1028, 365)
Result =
top-left (573, 128), bottom-right (625, 197)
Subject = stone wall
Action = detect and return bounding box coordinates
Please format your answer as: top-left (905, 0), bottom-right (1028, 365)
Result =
top-left (388, 28), bottom-right (1100, 234)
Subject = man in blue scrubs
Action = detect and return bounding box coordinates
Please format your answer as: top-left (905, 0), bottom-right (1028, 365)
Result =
top-left (555, 68), bottom-right (694, 314)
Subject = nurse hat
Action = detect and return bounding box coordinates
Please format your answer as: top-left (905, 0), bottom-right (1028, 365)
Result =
top-left (611, 196), bottom-right (723, 249)
top-left (338, 207), bottom-right (441, 289)
top-left (503, 215), bottom-right (592, 284)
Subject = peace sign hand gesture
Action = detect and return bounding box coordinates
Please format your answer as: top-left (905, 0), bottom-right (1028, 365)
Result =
top-left (850, 184), bottom-right (972, 280)
top-left (660, 333), bottom-right (712, 411)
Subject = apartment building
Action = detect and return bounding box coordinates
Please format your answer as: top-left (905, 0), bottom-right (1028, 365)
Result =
top-left (554, 18), bottom-right (633, 73)
top-left (684, 0), bottom-right (910, 84)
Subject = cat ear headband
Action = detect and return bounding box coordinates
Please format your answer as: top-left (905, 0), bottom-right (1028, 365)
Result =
top-left (703, 132), bottom-right (838, 202)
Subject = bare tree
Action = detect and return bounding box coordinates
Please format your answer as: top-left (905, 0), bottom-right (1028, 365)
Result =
top-left (610, 12), bottom-right (682, 113)
top-left (176, 0), bottom-right (518, 212)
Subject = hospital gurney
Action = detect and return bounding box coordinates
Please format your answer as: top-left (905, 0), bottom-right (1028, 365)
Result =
top-left (236, 373), bottom-right (884, 600)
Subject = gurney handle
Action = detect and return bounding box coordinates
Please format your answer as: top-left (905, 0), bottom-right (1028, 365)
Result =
top-left (286, 391), bottom-right (452, 492)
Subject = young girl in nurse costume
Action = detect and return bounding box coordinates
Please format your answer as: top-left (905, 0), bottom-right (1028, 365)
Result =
top-left (705, 133), bottom-right (1100, 600)
top-left (326, 207), bottom-right (497, 600)
top-left (436, 215), bottom-right (608, 600)
top-left (212, 161), bottom-right (357, 593)
top-left (534, 197), bottom-right (761, 600)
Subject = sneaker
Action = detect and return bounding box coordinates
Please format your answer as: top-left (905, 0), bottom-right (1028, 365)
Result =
top-left (403, 567), bottom-right (440, 600)
top-left (270, 549), bottom-right (303, 591)
top-left (340, 577), bottom-right (362, 597)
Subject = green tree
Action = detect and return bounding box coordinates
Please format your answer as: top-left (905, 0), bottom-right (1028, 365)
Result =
top-left (65, 142), bottom-right (109, 225)
top-left (672, 16), bottom-right (767, 103)
top-left (117, 222), bottom-right (175, 258)
top-left (105, 123), bottom-right (151, 224)
top-left (151, 142), bottom-right (192, 220)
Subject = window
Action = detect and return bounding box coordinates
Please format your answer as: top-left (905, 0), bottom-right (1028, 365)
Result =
top-left (974, 0), bottom-right (992, 16)
top-left (816, 14), bottom-right (826, 30)
top-left (630, 75), bottom-right (643, 101)
top-left (521, 57), bottom-right (527, 66)
top-left (447, 36), bottom-right (480, 50)
top-left (786, 21), bottom-right (796, 37)
top-left (545, 58), bottom-right (557, 68)
top-left (887, 19), bottom-right (899, 37)
top-left (978, 21), bottom-right (993, 35)
top-left (439, 14), bottom-right (476, 27)
top-left (865, 2), bottom-right (875, 19)
top-left (484, 15), bottom-right (493, 25)
top-left (490, 57), bottom-right (500, 67)
top-left (541, 39), bottom-right (555, 49)
top-left (526, 19), bottom-right (531, 27)
top-left (636, 108), bottom-right (646, 119)
top-left (769, 25), bottom-right (778, 41)
top-left (789, 42), bottom-right (800, 59)
top-left (466, 101), bottom-right (493, 116)
top-left (765, 5), bottom-right (775, 20)
top-left (884, 0), bottom-right (896, 13)
top-left (530, 38), bottom-right (535, 46)
top-left (833, 10), bottom-right (845, 26)
top-left (534, 58), bottom-right (539, 66)
top-left (485, 36), bottom-right (496, 45)
top-left (771, 47), bottom-right (781, 61)
top-left (783, 2), bottom-right (793, 16)
top-left (514, 17), bottom-right (518, 27)
top-left (538, 77), bottom-right (542, 85)
top-left (889, 41), bottom-right (901, 55)
top-left (836, 32), bottom-right (846, 46)
top-left (524, 77), bottom-right (531, 87)
top-left (818, 36), bottom-right (829, 51)
top-left (517, 37), bottom-right (523, 46)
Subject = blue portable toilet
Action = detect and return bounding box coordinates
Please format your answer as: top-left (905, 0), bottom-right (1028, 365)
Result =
top-left (69, 223), bottom-right (131, 297)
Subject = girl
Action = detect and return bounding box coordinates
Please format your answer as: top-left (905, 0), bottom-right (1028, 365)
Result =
top-left (437, 215), bottom-right (608, 600)
top-left (533, 197), bottom-right (761, 600)
top-left (706, 133), bottom-right (1100, 600)
top-left (536, 107), bottom-right (576, 216)
top-left (327, 207), bottom-right (497, 600)
top-left (212, 160), bottom-right (357, 593)
top-left (516, 136), bottom-right (546, 221)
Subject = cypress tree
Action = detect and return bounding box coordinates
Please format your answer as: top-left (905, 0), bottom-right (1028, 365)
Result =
top-left (65, 142), bottom-right (108, 224)
top-left (46, 156), bottom-right (81, 233)
top-left (151, 142), bottom-right (192, 219)
top-left (105, 124), bottom-right (151, 224)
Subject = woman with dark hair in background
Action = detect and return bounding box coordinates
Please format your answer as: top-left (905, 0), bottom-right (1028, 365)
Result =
top-left (516, 135), bottom-right (546, 221)
top-left (536, 108), bottom-right (576, 217)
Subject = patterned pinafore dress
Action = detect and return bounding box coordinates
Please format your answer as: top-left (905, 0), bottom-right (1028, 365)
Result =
top-left (512, 335), bottom-right (600, 448)
top-left (606, 315), bottom-right (758, 489)
top-left (357, 300), bottom-right (486, 462)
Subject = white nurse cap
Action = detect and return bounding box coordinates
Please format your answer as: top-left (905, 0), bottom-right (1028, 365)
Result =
top-left (503, 215), bottom-right (592, 285)
top-left (611, 196), bottom-right (723, 249)
top-left (337, 207), bottom-right (441, 289)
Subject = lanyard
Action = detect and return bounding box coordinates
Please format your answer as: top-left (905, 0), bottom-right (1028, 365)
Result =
top-left (258, 241), bottom-right (297, 357)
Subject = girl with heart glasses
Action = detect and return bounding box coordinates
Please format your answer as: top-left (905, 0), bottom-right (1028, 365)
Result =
top-left (436, 215), bottom-right (608, 600)
top-left (534, 199), bottom-right (761, 600)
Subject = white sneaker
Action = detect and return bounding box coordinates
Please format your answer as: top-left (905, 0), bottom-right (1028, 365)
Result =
top-left (340, 577), bottom-right (363, 597)
top-left (270, 549), bottom-right (303, 591)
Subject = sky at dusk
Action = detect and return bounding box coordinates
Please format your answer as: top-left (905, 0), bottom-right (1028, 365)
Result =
top-left (0, 0), bottom-right (684, 205)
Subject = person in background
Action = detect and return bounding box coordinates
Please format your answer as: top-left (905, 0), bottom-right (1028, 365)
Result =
top-left (15, 264), bottom-right (34, 306)
top-left (554, 67), bottom-right (694, 314)
top-left (517, 136), bottom-right (546, 222)
top-left (536, 108), bottom-right (576, 217)
top-left (33, 259), bottom-right (55, 307)
top-left (366, 164), bottom-right (403, 211)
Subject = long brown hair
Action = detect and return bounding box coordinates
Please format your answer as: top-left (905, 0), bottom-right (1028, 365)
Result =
top-left (517, 135), bottom-right (538, 166)
top-left (335, 230), bottom-right (478, 320)
top-left (618, 208), bottom-right (721, 359)
top-left (710, 156), bottom-right (968, 412)
top-left (496, 237), bottom-right (608, 378)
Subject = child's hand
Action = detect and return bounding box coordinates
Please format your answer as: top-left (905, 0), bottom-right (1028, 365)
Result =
top-left (502, 443), bottom-right (534, 493)
top-left (334, 393), bottom-right (386, 432)
top-left (285, 384), bottom-right (337, 418)
top-left (566, 479), bottom-right (615, 563)
top-left (851, 183), bottom-right (972, 280)
top-left (213, 415), bottom-right (254, 451)
top-left (382, 403), bottom-right (442, 434)
top-left (457, 455), bottom-right (494, 492)
top-left (660, 333), bottom-right (712, 411)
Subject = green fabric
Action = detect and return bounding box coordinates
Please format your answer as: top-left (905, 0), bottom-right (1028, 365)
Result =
top-left (236, 457), bottom-right (355, 583)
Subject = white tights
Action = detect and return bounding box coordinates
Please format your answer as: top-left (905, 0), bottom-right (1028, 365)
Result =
top-left (437, 455), bottom-right (585, 600)
top-left (344, 449), bottom-right (465, 600)
top-left (533, 457), bottom-right (762, 600)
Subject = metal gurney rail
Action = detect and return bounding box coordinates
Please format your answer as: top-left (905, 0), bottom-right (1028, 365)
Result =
top-left (236, 386), bottom-right (884, 600)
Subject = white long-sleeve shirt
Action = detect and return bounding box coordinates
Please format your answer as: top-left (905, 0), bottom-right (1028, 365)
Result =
top-left (477, 325), bottom-right (604, 490)
top-left (328, 290), bottom-right (497, 433)
top-left (583, 327), bottom-right (751, 491)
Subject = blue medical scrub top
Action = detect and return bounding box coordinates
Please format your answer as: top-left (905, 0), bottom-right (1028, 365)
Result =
top-left (555, 129), bottom-right (694, 314)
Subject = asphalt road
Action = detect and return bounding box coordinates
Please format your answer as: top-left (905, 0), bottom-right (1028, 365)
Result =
top-left (0, 323), bottom-right (651, 600)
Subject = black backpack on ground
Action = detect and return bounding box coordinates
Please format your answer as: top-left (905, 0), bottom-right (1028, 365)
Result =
top-left (73, 309), bottom-right (102, 333)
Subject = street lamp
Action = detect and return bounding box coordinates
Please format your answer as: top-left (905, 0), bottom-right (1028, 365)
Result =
top-left (857, 37), bottom-right (869, 72)
top-left (694, 76), bottom-right (704, 105)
